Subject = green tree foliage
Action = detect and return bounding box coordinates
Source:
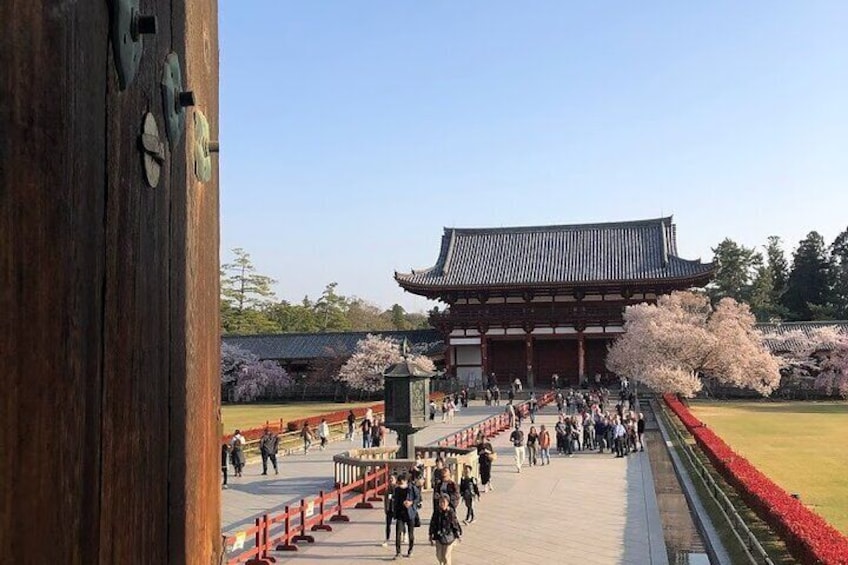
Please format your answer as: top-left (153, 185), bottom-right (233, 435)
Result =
top-left (218, 249), bottom-right (436, 335)
top-left (745, 236), bottom-right (791, 322)
top-left (221, 248), bottom-right (277, 311)
top-left (766, 235), bottom-right (789, 303)
top-left (708, 238), bottom-right (762, 304)
top-left (220, 248), bottom-right (279, 334)
top-left (829, 227), bottom-right (848, 319)
top-left (314, 282), bottom-right (351, 331)
top-left (782, 231), bottom-right (834, 321)
top-left (263, 299), bottom-right (320, 333)
top-left (346, 298), bottom-right (393, 331)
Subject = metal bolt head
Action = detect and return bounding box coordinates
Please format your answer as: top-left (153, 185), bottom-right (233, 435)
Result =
top-left (136, 14), bottom-right (158, 36)
top-left (178, 91), bottom-right (196, 108)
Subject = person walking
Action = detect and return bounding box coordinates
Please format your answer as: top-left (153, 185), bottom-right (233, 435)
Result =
top-left (506, 402), bottom-right (516, 429)
top-left (361, 416), bottom-right (373, 448)
top-left (539, 424), bottom-right (551, 465)
top-left (526, 425), bottom-right (539, 466)
top-left (493, 387), bottom-right (501, 406)
top-left (381, 474), bottom-right (397, 548)
top-left (429, 399), bottom-right (437, 420)
top-left (429, 494), bottom-right (463, 565)
top-left (318, 418), bottom-right (330, 451)
top-left (613, 418), bottom-right (626, 458)
top-left (229, 430), bottom-right (246, 477)
top-left (476, 438), bottom-right (496, 492)
top-left (221, 443), bottom-right (230, 489)
top-left (346, 410), bottom-right (356, 441)
top-left (509, 423), bottom-right (525, 473)
top-left (392, 473), bottom-right (420, 559)
top-left (259, 428), bottom-right (279, 475)
top-left (637, 413), bottom-right (646, 452)
top-left (555, 416), bottom-right (567, 455)
top-left (437, 467), bottom-right (460, 511)
top-left (301, 422), bottom-right (314, 454)
top-left (458, 465), bottom-right (480, 524)
top-left (528, 393), bottom-right (538, 424)
top-left (371, 417), bottom-right (385, 448)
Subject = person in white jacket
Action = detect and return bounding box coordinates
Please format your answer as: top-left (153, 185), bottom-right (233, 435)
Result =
top-left (318, 418), bottom-right (330, 450)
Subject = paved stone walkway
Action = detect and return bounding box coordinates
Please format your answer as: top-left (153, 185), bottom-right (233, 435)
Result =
top-left (231, 404), bottom-right (669, 564)
top-left (223, 403), bottom-right (501, 534)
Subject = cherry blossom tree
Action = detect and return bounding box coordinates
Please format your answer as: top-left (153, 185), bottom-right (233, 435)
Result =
top-left (763, 326), bottom-right (848, 398)
top-left (338, 334), bottom-right (436, 392)
top-left (607, 291), bottom-right (781, 397)
top-left (221, 342), bottom-right (291, 402)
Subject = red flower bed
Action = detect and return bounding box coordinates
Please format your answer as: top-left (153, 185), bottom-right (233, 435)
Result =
top-left (663, 394), bottom-right (848, 565)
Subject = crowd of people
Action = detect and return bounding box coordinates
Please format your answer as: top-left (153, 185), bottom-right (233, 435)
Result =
top-left (223, 377), bottom-right (646, 564)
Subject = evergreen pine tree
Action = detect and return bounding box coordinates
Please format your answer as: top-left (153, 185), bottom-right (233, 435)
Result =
top-left (782, 232), bottom-right (833, 321)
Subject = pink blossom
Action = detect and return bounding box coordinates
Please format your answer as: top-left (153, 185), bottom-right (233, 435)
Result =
top-left (607, 292), bottom-right (780, 397)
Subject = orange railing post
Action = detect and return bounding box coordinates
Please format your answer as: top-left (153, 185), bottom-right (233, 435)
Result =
top-left (355, 468), bottom-right (374, 509)
top-left (330, 487), bottom-right (350, 522)
top-left (292, 499), bottom-right (315, 544)
top-left (276, 506), bottom-right (298, 551)
top-left (311, 491), bottom-right (333, 532)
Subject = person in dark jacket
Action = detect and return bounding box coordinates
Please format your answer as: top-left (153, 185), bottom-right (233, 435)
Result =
top-left (458, 465), bottom-right (480, 523)
top-left (221, 444), bottom-right (230, 489)
top-left (476, 440), bottom-right (495, 492)
top-left (429, 494), bottom-right (462, 565)
top-left (392, 473), bottom-right (420, 559)
top-left (259, 428), bottom-right (279, 475)
top-left (381, 474), bottom-right (397, 547)
top-left (637, 413), bottom-right (646, 451)
top-left (346, 410), bottom-right (356, 441)
top-left (436, 467), bottom-right (460, 511)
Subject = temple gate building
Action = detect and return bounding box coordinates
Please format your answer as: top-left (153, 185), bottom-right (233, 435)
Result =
top-left (396, 217), bottom-right (715, 389)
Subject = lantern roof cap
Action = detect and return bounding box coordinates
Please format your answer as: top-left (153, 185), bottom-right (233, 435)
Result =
top-left (383, 360), bottom-right (440, 378)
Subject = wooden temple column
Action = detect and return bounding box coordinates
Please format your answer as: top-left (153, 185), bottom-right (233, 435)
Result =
top-left (577, 332), bottom-right (586, 385)
top-left (525, 334), bottom-right (534, 391)
top-left (480, 337), bottom-right (490, 385)
top-left (444, 344), bottom-right (454, 378)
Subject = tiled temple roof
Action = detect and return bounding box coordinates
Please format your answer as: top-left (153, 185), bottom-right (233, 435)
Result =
top-left (396, 217), bottom-right (714, 293)
top-left (758, 321), bottom-right (848, 353)
top-left (223, 329), bottom-right (442, 362)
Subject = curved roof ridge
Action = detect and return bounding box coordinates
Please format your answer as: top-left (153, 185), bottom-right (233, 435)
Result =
top-left (443, 216), bottom-right (674, 235)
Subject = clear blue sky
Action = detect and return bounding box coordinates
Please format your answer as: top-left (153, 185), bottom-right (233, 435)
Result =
top-left (219, 1), bottom-right (848, 312)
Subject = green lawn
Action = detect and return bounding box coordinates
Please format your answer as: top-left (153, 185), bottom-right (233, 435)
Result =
top-left (222, 401), bottom-right (378, 432)
top-left (690, 400), bottom-right (848, 535)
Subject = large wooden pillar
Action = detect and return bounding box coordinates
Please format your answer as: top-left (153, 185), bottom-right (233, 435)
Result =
top-left (577, 333), bottom-right (586, 385)
top-left (1, 2), bottom-right (221, 563)
top-left (444, 344), bottom-right (454, 378)
top-left (480, 337), bottom-right (490, 384)
top-left (525, 334), bottom-right (534, 390)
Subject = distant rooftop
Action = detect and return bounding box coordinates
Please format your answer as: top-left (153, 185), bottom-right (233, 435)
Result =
top-left (396, 217), bottom-right (714, 293)
top-left (758, 320), bottom-right (848, 353)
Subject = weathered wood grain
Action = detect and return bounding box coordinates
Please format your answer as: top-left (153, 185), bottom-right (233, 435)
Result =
top-left (1, 1), bottom-right (220, 562)
top-left (0, 2), bottom-right (109, 563)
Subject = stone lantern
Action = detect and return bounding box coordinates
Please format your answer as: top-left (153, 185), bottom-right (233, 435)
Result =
top-left (383, 340), bottom-right (438, 458)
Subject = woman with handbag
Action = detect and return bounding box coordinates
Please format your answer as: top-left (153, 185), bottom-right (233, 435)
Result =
top-left (429, 493), bottom-right (462, 565)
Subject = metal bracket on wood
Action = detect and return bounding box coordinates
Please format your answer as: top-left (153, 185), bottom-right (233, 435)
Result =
top-left (161, 52), bottom-right (195, 147)
top-left (109, 0), bottom-right (157, 89)
top-left (138, 112), bottom-right (165, 187)
top-left (193, 109), bottom-right (218, 182)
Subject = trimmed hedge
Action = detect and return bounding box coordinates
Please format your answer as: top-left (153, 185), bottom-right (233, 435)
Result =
top-left (663, 394), bottom-right (848, 565)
